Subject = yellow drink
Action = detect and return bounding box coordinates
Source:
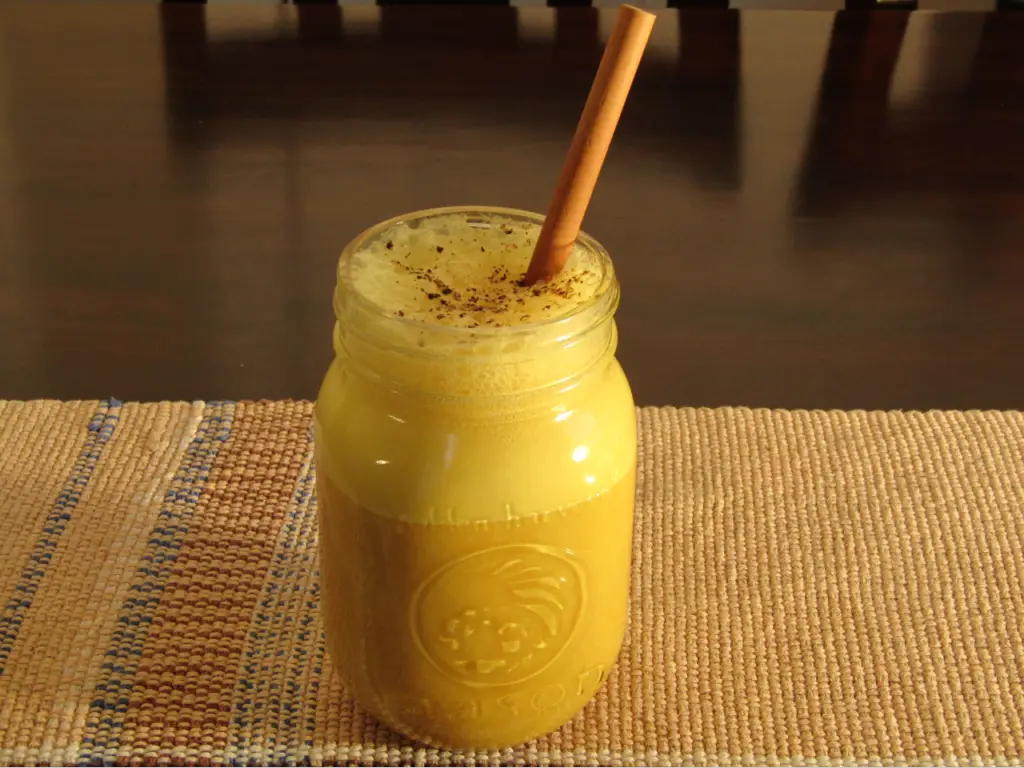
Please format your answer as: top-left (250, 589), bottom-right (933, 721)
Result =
top-left (315, 207), bottom-right (637, 749)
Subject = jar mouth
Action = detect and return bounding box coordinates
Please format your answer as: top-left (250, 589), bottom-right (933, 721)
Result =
top-left (336, 205), bottom-right (618, 347)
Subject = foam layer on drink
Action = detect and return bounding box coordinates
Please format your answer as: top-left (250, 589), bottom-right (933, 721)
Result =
top-left (346, 211), bottom-right (605, 329)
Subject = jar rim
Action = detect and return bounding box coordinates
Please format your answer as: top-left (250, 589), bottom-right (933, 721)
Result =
top-left (336, 205), bottom-right (618, 344)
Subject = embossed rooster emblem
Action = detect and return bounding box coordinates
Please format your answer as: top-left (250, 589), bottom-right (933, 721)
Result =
top-left (412, 545), bottom-right (585, 687)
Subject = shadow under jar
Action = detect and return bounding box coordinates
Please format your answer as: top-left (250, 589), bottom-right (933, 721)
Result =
top-left (315, 206), bottom-right (637, 750)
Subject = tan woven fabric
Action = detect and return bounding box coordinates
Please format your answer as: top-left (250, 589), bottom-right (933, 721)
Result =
top-left (0, 401), bottom-right (1022, 766)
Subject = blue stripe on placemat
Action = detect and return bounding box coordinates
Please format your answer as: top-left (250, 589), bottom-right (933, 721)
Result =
top-left (77, 402), bottom-right (235, 767)
top-left (0, 400), bottom-right (122, 676)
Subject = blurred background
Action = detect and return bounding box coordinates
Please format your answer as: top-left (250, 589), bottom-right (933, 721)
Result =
top-left (0, 1), bottom-right (1021, 408)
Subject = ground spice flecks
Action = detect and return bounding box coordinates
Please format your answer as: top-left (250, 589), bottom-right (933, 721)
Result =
top-left (350, 213), bottom-right (603, 329)
top-left (388, 255), bottom-right (593, 328)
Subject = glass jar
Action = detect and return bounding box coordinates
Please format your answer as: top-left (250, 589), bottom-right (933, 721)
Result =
top-left (315, 207), bottom-right (637, 750)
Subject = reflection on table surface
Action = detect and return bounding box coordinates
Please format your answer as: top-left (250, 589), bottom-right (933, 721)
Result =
top-left (0, 4), bottom-right (1021, 409)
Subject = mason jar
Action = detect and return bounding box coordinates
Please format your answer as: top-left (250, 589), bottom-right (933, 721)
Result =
top-left (315, 206), bottom-right (636, 750)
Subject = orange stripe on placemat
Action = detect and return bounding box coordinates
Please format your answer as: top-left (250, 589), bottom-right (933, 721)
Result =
top-left (78, 402), bottom-right (235, 765)
top-left (224, 427), bottom-right (321, 765)
top-left (113, 401), bottom-right (314, 765)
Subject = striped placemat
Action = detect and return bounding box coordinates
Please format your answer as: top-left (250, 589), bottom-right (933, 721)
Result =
top-left (1, 400), bottom-right (1022, 766)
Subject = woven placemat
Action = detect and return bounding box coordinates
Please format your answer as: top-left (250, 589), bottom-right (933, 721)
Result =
top-left (1, 400), bottom-right (1022, 767)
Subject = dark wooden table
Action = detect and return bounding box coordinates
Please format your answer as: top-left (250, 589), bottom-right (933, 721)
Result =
top-left (0, 4), bottom-right (1021, 409)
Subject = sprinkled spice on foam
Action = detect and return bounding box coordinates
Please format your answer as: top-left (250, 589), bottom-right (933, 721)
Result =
top-left (381, 238), bottom-right (597, 328)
